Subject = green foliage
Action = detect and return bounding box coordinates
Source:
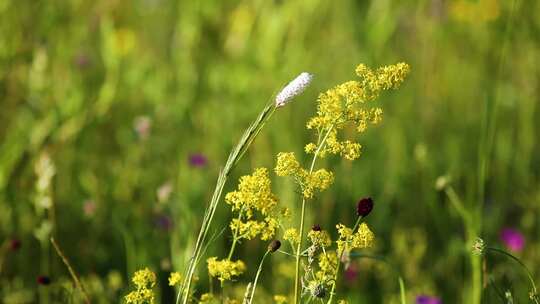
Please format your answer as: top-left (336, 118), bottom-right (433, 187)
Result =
top-left (0, 0), bottom-right (539, 303)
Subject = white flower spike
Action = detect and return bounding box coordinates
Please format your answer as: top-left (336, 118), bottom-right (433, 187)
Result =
top-left (275, 72), bottom-right (313, 107)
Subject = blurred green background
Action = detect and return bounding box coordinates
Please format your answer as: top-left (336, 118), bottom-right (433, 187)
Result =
top-left (1, 0), bottom-right (539, 303)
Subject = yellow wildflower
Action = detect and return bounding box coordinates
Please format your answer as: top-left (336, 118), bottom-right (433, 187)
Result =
top-left (283, 228), bottom-right (300, 245)
top-left (199, 293), bottom-right (215, 303)
top-left (225, 168), bottom-right (281, 241)
top-left (316, 251), bottom-right (338, 284)
top-left (274, 294), bottom-right (288, 304)
top-left (275, 152), bottom-right (301, 177)
top-left (308, 229), bottom-right (332, 248)
top-left (124, 268), bottom-right (156, 304)
top-left (336, 223), bottom-right (375, 254)
top-left (168, 272), bottom-right (182, 287)
top-left (131, 268), bottom-right (156, 289)
top-left (306, 63), bottom-right (410, 161)
top-left (207, 257), bottom-right (246, 282)
top-left (274, 154), bottom-right (334, 199)
top-left (352, 223), bottom-right (375, 249)
top-left (225, 168), bottom-right (277, 216)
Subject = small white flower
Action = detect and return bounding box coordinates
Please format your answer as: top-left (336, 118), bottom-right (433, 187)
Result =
top-left (275, 72), bottom-right (313, 107)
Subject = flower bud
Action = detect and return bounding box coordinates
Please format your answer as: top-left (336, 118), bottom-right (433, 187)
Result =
top-left (268, 240), bottom-right (281, 253)
top-left (356, 197), bottom-right (374, 217)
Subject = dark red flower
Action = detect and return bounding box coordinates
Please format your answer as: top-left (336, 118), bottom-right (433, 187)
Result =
top-left (9, 239), bottom-right (21, 251)
top-left (356, 197), bottom-right (374, 217)
top-left (37, 276), bottom-right (51, 285)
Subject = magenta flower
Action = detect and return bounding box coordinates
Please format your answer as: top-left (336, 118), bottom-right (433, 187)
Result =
top-left (500, 228), bottom-right (525, 252)
top-left (416, 295), bottom-right (442, 304)
top-left (189, 153), bottom-right (207, 167)
top-left (344, 262), bottom-right (358, 283)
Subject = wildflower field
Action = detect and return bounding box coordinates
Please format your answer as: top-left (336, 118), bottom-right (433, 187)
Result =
top-left (1, 1), bottom-right (539, 303)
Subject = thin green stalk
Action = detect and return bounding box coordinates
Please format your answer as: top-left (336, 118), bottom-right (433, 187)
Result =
top-left (50, 238), bottom-right (91, 304)
top-left (294, 126), bottom-right (334, 304)
top-left (347, 253), bottom-right (408, 304)
top-left (326, 217), bottom-right (362, 304)
top-left (178, 102), bottom-right (276, 304)
top-left (474, 1), bottom-right (517, 303)
top-left (486, 247), bottom-right (539, 303)
top-left (247, 250), bottom-right (270, 304)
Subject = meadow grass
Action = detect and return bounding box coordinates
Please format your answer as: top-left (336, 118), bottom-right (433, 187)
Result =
top-left (0, 0), bottom-right (539, 303)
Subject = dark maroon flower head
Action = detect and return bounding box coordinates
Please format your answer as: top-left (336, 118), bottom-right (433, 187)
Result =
top-left (37, 276), bottom-right (51, 285)
top-left (311, 224), bottom-right (322, 231)
top-left (268, 240), bottom-right (281, 253)
top-left (9, 239), bottom-right (21, 251)
top-left (189, 153), bottom-right (208, 167)
top-left (356, 197), bottom-right (374, 217)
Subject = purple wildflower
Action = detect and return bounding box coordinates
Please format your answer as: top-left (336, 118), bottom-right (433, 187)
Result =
top-left (189, 153), bottom-right (207, 167)
top-left (500, 228), bottom-right (525, 252)
top-left (154, 214), bottom-right (173, 231)
top-left (416, 295), bottom-right (442, 304)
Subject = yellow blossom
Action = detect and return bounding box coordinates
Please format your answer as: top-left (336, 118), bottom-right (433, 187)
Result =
top-left (283, 228), bottom-right (300, 245)
top-left (316, 251), bottom-right (338, 284)
top-left (225, 168), bottom-right (281, 241)
top-left (225, 168), bottom-right (277, 216)
top-left (168, 272), bottom-right (182, 287)
top-left (336, 223), bottom-right (375, 254)
top-left (131, 268), bottom-right (156, 289)
top-left (308, 229), bottom-right (332, 248)
top-left (207, 257), bottom-right (246, 282)
top-left (306, 63), bottom-right (410, 161)
top-left (352, 223), bottom-right (375, 249)
top-left (199, 293), bottom-right (215, 303)
top-left (274, 294), bottom-right (288, 304)
top-left (125, 268), bottom-right (156, 304)
top-left (275, 152), bottom-right (301, 177)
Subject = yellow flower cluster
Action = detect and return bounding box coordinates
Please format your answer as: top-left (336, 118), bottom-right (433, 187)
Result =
top-left (306, 63), bottom-right (410, 160)
top-left (316, 251), bottom-right (338, 284)
top-left (124, 268), bottom-right (156, 304)
top-left (283, 228), bottom-right (300, 245)
top-left (274, 152), bottom-right (334, 198)
top-left (225, 168), bottom-right (279, 240)
top-left (206, 257), bottom-right (246, 283)
top-left (273, 294), bottom-right (288, 304)
top-left (229, 217), bottom-right (279, 241)
top-left (308, 229), bottom-right (332, 248)
top-left (336, 223), bottom-right (375, 254)
top-left (168, 272), bottom-right (182, 287)
top-left (199, 293), bottom-right (215, 303)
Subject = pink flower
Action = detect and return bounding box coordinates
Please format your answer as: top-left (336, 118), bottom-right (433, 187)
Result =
top-left (500, 228), bottom-right (525, 252)
top-left (83, 200), bottom-right (97, 217)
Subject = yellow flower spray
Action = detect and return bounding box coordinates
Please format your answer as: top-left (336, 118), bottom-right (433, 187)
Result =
top-left (273, 62), bottom-right (409, 304)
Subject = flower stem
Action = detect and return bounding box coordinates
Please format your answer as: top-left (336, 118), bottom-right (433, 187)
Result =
top-left (486, 247), bottom-right (539, 303)
top-left (294, 126), bottom-right (334, 304)
top-left (50, 237), bottom-right (90, 304)
top-left (247, 250), bottom-right (270, 304)
top-left (326, 217), bottom-right (362, 304)
top-left (178, 102), bottom-right (276, 304)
